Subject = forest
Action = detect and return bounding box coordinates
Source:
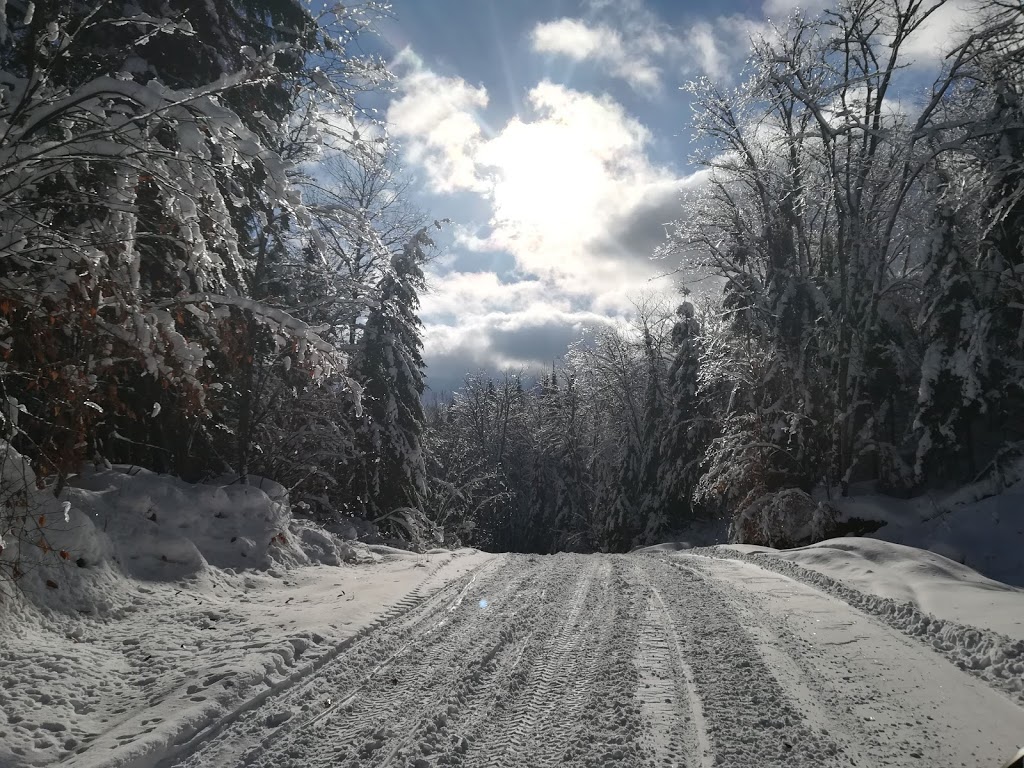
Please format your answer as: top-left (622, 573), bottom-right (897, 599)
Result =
top-left (1, 0), bottom-right (1022, 556)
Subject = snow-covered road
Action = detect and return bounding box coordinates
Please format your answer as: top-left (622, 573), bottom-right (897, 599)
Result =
top-left (156, 552), bottom-right (1023, 768)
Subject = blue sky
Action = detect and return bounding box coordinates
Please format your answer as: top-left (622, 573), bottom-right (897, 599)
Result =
top-left (360, 0), bottom-right (970, 393)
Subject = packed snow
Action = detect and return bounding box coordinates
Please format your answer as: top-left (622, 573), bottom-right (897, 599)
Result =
top-left (0, 450), bottom-right (488, 767)
top-left (2, 456), bottom-right (1023, 768)
top-left (831, 479), bottom-right (1024, 589)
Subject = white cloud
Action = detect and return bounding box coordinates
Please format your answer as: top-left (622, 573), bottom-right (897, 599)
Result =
top-left (680, 15), bottom-right (769, 81)
top-left (388, 49), bottom-right (710, 388)
top-left (760, 0), bottom-right (981, 63)
top-left (901, 0), bottom-right (980, 62)
top-left (387, 48), bottom-right (489, 195)
top-left (420, 271), bottom-right (567, 321)
top-left (422, 303), bottom-right (623, 391)
top-left (388, 55), bottom-right (690, 298)
top-left (530, 18), bottom-right (663, 92)
top-left (686, 22), bottom-right (729, 81)
top-left (761, 0), bottom-right (831, 18)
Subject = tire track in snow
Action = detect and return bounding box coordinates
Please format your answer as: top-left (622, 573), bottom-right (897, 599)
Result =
top-left (228, 557), bottom-right (557, 765)
top-left (456, 556), bottom-right (646, 768)
top-left (166, 555), bottom-right (504, 768)
top-left (680, 553), bottom-right (1024, 767)
top-left (640, 555), bottom-right (846, 767)
top-left (467, 555), bottom-right (602, 768)
top-left (155, 551), bottom-right (1022, 768)
top-left (631, 560), bottom-right (714, 768)
top-left (323, 559), bottom-right (554, 768)
top-left (700, 546), bottom-right (1024, 703)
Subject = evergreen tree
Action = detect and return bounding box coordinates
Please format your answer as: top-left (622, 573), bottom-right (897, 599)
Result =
top-left (355, 230), bottom-right (431, 521)
top-left (652, 302), bottom-right (701, 536)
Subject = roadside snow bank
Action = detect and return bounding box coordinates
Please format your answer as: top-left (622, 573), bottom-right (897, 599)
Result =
top-left (696, 545), bottom-right (1024, 703)
top-left (0, 445), bottom-right (490, 768)
top-left (67, 465), bottom-right (351, 577)
top-left (720, 538), bottom-right (1024, 641)
top-left (849, 481), bottom-right (1024, 588)
top-left (1, 442), bottom-right (357, 612)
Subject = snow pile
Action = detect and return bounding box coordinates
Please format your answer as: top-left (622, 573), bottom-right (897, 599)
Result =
top-left (66, 465), bottom-right (344, 579)
top-left (0, 441), bottom-right (488, 768)
top-left (1, 441), bottom-right (360, 606)
top-left (701, 544), bottom-right (1024, 702)
top-left (842, 481), bottom-right (1024, 588)
top-left (0, 443), bottom-right (121, 612)
top-left (723, 538), bottom-right (1024, 641)
top-left (674, 468), bottom-right (1024, 587)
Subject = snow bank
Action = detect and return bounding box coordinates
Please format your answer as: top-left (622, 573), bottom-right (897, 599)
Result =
top-left (650, 474), bottom-right (1024, 589)
top-left (0, 442), bottom-right (489, 768)
top-left (67, 465), bottom-right (329, 578)
top-left (698, 544), bottom-right (1024, 703)
top-left (1, 442), bottom-right (357, 613)
top-left (849, 482), bottom-right (1024, 588)
top-left (720, 538), bottom-right (1024, 642)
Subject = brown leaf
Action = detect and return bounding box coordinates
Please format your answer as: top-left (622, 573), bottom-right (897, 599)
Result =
top-left (46, 579), bottom-right (58, 589)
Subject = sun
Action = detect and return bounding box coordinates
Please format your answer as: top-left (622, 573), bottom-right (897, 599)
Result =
top-left (478, 116), bottom-right (607, 245)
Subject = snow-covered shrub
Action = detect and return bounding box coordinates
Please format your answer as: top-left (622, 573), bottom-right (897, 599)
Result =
top-left (732, 488), bottom-right (838, 548)
top-left (374, 507), bottom-right (443, 552)
top-left (0, 440), bottom-right (111, 601)
top-left (66, 466), bottom-right (315, 577)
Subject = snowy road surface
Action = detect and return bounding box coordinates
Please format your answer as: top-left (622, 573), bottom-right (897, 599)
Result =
top-left (138, 552), bottom-right (1024, 768)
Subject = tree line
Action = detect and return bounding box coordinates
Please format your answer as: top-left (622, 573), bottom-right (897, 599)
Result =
top-left (0, 0), bottom-right (435, 545)
top-left (1, 0), bottom-right (1021, 556)
top-left (427, 0), bottom-right (1024, 552)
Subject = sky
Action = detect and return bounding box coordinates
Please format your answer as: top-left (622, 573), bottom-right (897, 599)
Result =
top-left (363, 0), bottom-right (976, 394)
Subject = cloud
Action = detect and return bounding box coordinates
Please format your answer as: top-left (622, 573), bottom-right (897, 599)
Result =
top-left (530, 18), bottom-right (662, 92)
top-left (389, 55), bottom-right (690, 297)
top-left (422, 303), bottom-right (621, 393)
top-left (760, 0), bottom-right (980, 64)
top-left (389, 49), bottom-right (706, 389)
top-left (680, 15), bottom-right (770, 81)
top-left (420, 271), bottom-right (568, 322)
top-left (761, 0), bottom-right (832, 18)
top-left (387, 48), bottom-right (489, 195)
top-left (901, 0), bottom-right (980, 62)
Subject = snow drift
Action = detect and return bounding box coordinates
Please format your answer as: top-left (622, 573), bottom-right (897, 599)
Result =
top-left (0, 440), bottom-right (486, 768)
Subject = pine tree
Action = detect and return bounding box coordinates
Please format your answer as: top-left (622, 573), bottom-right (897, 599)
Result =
top-left (355, 230), bottom-right (431, 522)
top-left (651, 302), bottom-right (701, 536)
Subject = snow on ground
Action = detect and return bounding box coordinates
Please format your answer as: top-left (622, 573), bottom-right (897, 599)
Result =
top-left (0, 448), bottom-right (490, 768)
top-left (3, 443), bottom-right (1023, 768)
top-left (851, 481), bottom-right (1024, 588)
top-left (666, 554), bottom-right (1024, 768)
top-left (695, 543), bottom-right (1024, 705)
top-left (718, 538), bottom-right (1024, 642)
top-left (651, 471), bottom-right (1024, 592)
top-left (138, 554), bottom-right (1024, 768)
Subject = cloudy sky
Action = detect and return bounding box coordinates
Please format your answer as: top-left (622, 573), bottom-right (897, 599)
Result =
top-left (366, 0), bottom-right (973, 393)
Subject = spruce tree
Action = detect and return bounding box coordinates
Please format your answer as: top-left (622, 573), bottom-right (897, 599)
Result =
top-left (356, 232), bottom-right (430, 520)
top-left (653, 302), bottom-right (701, 535)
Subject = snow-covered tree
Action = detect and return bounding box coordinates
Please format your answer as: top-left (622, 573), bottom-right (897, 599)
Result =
top-left (649, 302), bottom-right (702, 538)
top-left (352, 229), bottom-right (432, 525)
